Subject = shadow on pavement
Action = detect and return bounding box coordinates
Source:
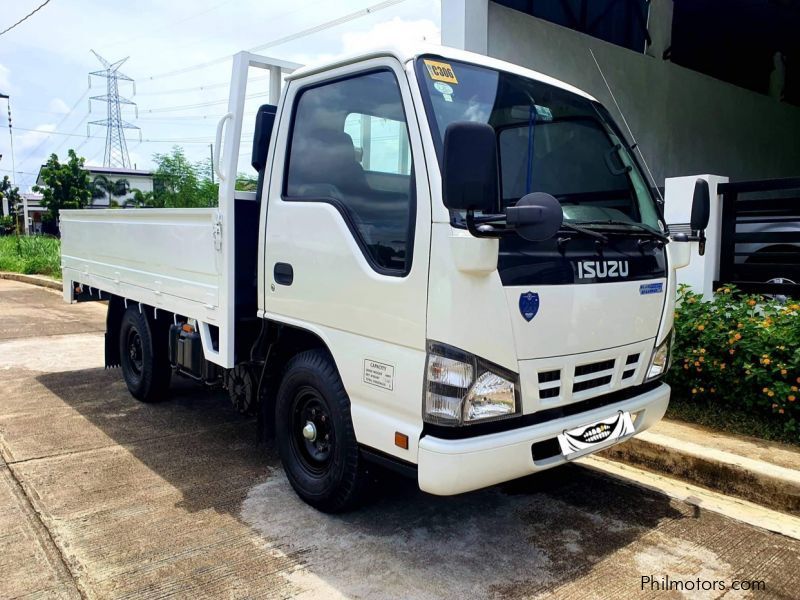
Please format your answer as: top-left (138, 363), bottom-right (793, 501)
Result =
top-left (36, 366), bottom-right (692, 598)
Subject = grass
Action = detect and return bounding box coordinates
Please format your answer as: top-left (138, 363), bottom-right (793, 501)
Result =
top-left (667, 396), bottom-right (799, 446)
top-left (0, 235), bottom-right (62, 279)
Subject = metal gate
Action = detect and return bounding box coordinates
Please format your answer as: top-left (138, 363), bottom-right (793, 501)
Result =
top-left (715, 178), bottom-right (800, 297)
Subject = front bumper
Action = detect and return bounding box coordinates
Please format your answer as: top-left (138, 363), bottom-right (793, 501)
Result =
top-left (417, 382), bottom-right (670, 495)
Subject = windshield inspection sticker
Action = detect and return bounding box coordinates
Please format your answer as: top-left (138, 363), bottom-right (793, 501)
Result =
top-left (433, 81), bottom-right (454, 102)
top-left (363, 359), bottom-right (394, 391)
top-left (534, 104), bottom-right (553, 122)
top-left (640, 283), bottom-right (664, 295)
top-left (424, 59), bottom-right (458, 84)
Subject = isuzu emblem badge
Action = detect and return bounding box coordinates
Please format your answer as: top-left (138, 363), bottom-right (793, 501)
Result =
top-left (519, 291), bottom-right (540, 322)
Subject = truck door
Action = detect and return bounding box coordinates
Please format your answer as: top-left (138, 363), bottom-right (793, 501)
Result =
top-left (261, 57), bottom-right (431, 458)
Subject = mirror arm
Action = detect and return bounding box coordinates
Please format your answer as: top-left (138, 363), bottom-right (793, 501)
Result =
top-left (670, 230), bottom-right (707, 256)
top-left (695, 230), bottom-right (706, 256)
top-left (466, 210), bottom-right (509, 238)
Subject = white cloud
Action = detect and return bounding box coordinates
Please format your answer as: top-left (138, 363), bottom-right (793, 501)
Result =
top-left (14, 123), bottom-right (57, 154)
top-left (48, 97), bottom-right (71, 114)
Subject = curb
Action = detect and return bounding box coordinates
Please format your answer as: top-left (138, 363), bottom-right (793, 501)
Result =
top-left (0, 272), bottom-right (62, 291)
top-left (599, 430), bottom-right (800, 516)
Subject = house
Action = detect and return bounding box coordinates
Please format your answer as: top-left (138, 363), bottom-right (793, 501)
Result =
top-left (20, 192), bottom-right (45, 234)
top-left (35, 165), bottom-right (155, 208)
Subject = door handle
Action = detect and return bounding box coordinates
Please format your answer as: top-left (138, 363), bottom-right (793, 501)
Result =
top-left (274, 262), bottom-right (294, 286)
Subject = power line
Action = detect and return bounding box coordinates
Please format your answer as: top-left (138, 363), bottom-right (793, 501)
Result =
top-left (145, 0), bottom-right (406, 81)
top-left (18, 88), bottom-right (90, 169)
top-left (134, 75), bottom-right (268, 96)
top-left (13, 126), bottom-right (217, 144)
top-left (139, 91), bottom-right (268, 114)
top-left (49, 111), bottom-right (90, 158)
top-left (0, 0), bottom-right (54, 37)
top-left (97, 0), bottom-right (236, 51)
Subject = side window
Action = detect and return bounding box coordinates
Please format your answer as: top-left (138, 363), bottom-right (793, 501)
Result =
top-left (343, 113), bottom-right (411, 175)
top-left (285, 70), bottom-right (415, 274)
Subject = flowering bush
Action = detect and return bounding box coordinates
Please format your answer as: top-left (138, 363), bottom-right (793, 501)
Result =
top-left (666, 285), bottom-right (800, 438)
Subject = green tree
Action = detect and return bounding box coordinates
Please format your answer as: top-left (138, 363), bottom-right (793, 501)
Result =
top-left (33, 149), bottom-right (91, 231)
top-left (153, 147), bottom-right (200, 207)
top-left (235, 173), bottom-right (258, 191)
top-left (125, 188), bottom-right (162, 208)
top-left (89, 175), bottom-right (132, 207)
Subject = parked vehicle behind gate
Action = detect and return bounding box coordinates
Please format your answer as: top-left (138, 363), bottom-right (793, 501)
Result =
top-left (60, 45), bottom-right (707, 512)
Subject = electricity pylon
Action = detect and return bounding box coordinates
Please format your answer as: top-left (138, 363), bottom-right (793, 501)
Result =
top-left (88, 50), bottom-right (140, 168)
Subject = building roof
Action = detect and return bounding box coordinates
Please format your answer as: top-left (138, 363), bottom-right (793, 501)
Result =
top-left (36, 164), bottom-right (153, 186)
top-left (83, 165), bottom-right (153, 177)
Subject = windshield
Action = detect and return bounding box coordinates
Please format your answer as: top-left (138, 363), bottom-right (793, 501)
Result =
top-left (415, 57), bottom-right (662, 231)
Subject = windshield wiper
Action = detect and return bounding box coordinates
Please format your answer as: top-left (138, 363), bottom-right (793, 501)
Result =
top-left (576, 220), bottom-right (668, 242)
top-left (559, 222), bottom-right (608, 242)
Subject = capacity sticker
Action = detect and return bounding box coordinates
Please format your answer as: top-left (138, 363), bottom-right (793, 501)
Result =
top-left (363, 359), bottom-right (394, 391)
top-left (424, 59), bottom-right (458, 84)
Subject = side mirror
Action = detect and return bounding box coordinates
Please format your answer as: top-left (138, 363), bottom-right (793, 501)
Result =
top-left (251, 104), bottom-right (278, 173)
top-left (442, 121), bottom-right (498, 212)
top-left (506, 192), bottom-right (564, 242)
top-left (691, 179), bottom-right (710, 232)
top-left (690, 179), bottom-right (711, 256)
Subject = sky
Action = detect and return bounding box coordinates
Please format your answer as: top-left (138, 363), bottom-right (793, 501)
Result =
top-left (0, 0), bottom-right (441, 191)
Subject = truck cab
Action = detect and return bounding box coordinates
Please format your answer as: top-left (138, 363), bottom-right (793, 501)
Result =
top-left (60, 45), bottom-right (705, 512)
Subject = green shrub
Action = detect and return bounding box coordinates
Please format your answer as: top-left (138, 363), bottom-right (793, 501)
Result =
top-left (666, 285), bottom-right (800, 438)
top-left (0, 235), bottom-right (61, 278)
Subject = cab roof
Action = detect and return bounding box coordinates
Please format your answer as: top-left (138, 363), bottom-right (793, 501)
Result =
top-left (286, 43), bottom-right (597, 102)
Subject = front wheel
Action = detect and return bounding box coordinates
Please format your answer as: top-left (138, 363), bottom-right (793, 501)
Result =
top-left (118, 306), bottom-right (171, 402)
top-left (275, 350), bottom-right (367, 512)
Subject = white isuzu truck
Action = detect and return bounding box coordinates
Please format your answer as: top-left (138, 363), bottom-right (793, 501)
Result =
top-left (60, 45), bottom-right (709, 512)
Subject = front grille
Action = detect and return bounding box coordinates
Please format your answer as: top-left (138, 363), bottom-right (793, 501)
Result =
top-left (538, 369), bottom-right (561, 384)
top-left (575, 359), bottom-right (615, 377)
top-left (539, 387), bottom-right (560, 399)
top-left (573, 374), bottom-right (613, 392)
top-left (534, 342), bottom-right (649, 403)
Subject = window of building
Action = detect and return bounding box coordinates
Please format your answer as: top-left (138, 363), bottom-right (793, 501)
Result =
top-left (284, 70), bottom-right (415, 274)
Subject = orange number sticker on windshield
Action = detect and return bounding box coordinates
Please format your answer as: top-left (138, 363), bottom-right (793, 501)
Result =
top-left (423, 60), bottom-right (458, 84)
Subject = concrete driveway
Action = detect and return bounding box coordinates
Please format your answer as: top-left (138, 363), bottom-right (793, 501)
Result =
top-left (1, 278), bottom-right (798, 599)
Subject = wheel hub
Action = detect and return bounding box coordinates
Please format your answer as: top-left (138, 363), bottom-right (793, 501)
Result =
top-left (126, 330), bottom-right (143, 375)
top-left (291, 389), bottom-right (334, 473)
top-left (302, 421), bottom-right (317, 441)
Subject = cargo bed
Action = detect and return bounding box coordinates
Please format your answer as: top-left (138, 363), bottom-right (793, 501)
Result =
top-left (60, 207), bottom-right (229, 363)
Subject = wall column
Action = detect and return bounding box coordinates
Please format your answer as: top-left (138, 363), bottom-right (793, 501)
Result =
top-left (441, 0), bottom-right (488, 54)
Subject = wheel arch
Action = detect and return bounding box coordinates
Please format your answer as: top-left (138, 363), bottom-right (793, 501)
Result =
top-left (105, 295), bottom-right (126, 368)
top-left (259, 319), bottom-right (340, 440)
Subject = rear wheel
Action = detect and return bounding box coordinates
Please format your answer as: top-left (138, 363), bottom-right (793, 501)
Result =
top-left (275, 349), bottom-right (367, 512)
top-left (118, 306), bottom-right (171, 402)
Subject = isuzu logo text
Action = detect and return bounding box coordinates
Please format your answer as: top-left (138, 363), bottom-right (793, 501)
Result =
top-left (577, 260), bottom-right (629, 279)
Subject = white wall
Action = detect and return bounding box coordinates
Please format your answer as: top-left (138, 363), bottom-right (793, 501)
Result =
top-left (444, 1), bottom-right (800, 186)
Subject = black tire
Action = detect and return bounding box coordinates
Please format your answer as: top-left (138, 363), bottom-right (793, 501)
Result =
top-left (275, 349), bottom-right (367, 513)
top-left (118, 306), bottom-right (171, 402)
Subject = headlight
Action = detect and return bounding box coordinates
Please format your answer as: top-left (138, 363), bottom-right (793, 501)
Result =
top-left (424, 342), bottom-right (519, 426)
top-left (645, 330), bottom-right (674, 381)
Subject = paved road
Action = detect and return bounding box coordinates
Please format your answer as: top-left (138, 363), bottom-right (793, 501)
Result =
top-left (1, 278), bottom-right (798, 599)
